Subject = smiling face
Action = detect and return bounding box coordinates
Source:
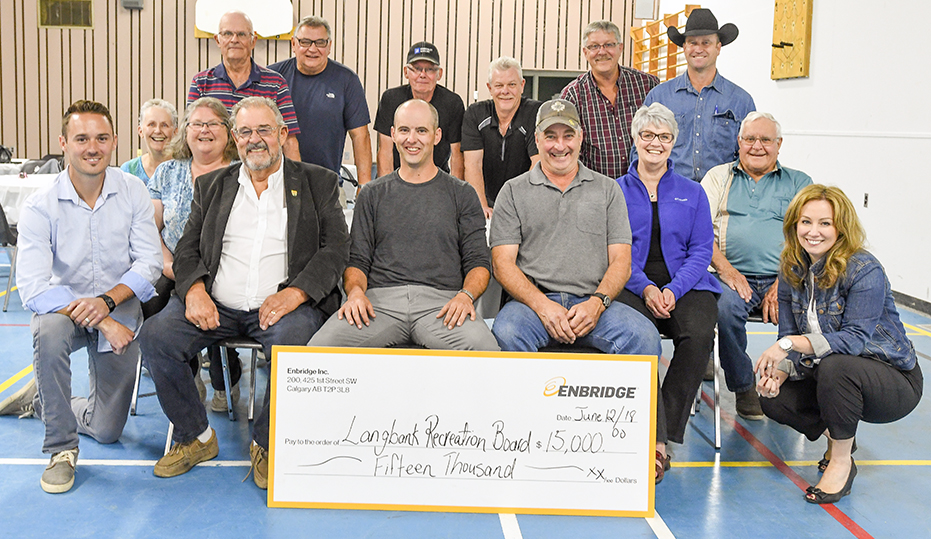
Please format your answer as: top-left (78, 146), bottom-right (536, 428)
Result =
top-left (234, 105), bottom-right (287, 172)
top-left (215, 12), bottom-right (256, 63)
top-left (391, 101), bottom-right (441, 170)
top-left (138, 106), bottom-right (176, 155)
top-left (581, 30), bottom-right (622, 78)
top-left (405, 60), bottom-right (442, 98)
top-left (60, 113), bottom-right (116, 183)
top-left (683, 34), bottom-right (721, 72)
top-left (634, 123), bottom-right (674, 168)
top-left (291, 24), bottom-right (330, 76)
top-left (536, 123), bottom-right (581, 178)
top-left (487, 67), bottom-right (525, 117)
top-left (738, 117), bottom-right (782, 180)
top-left (185, 106), bottom-right (229, 163)
top-left (796, 199), bottom-right (837, 263)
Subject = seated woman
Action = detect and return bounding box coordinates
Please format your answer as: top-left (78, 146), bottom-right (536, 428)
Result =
top-left (121, 99), bottom-right (178, 184)
top-left (147, 97), bottom-right (239, 408)
top-left (756, 184), bottom-right (922, 504)
top-left (616, 103), bottom-right (721, 484)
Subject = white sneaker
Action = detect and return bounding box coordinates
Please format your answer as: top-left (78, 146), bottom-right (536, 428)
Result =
top-left (210, 383), bottom-right (240, 412)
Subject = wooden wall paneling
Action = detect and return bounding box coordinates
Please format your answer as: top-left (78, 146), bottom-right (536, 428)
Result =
top-left (472, 0), bottom-right (496, 105)
top-left (0, 0), bottom-right (16, 153)
top-left (520, 0), bottom-right (538, 70)
top-left (22, 2), bottom-right (41, 159)
top-left (114, 6), bottom-right (134, 166)
top-left (385, 0), bottom-right (405, 91)
top-left (409, 0), bottom-right (427, 44)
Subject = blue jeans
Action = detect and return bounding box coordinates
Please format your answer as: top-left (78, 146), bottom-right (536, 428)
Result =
top-left (492, 293), bottom-right (661, 356)
top-left (715, 274), bottom-right (776, 393)
top-left (141, 296), bottom-right (327, 449)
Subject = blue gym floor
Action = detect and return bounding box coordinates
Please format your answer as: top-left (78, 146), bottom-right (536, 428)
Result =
top-left (2, 270), bottom-right (930, 538)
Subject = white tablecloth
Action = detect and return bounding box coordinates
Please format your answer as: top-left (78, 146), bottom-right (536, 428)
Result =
top-left (0, 174), bottom-right (56, 225)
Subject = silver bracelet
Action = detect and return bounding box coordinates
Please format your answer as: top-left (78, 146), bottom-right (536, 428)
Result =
top-left (457, 289), bottom-right (474, 302)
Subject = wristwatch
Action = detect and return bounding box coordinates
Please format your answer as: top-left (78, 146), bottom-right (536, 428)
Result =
top-left (592, 293), bottom-right (611, 309)
top-left (97, 294), bottom-right (116, 313)
top-left (777, 337), bottom-right (793, 353)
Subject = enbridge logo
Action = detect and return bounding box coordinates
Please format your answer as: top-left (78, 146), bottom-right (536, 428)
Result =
top-left (543, 376), bottom-right (637, 399)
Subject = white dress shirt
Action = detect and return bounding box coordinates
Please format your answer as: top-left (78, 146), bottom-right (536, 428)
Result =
top-left (211, 162), bottom-right (289, 311)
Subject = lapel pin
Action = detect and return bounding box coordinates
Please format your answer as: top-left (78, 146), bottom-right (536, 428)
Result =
top-left (291, 190), bottom-right (298, 197)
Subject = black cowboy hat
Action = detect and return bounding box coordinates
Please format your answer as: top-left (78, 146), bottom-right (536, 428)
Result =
top-left (667, 8), bottom-right (738, 47)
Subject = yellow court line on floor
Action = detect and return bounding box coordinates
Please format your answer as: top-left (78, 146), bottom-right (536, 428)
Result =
top-left (0, 364), bottom-right (33, 395)
top-left (0, 285), bottom-right (15, 298)
top-left (673, 460), bottom-right (931, 468)
top-left (904, 323), bottom-right (931, 338)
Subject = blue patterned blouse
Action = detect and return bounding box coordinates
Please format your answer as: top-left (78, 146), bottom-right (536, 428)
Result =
top-left (148, 159), bottom-right (195, 253)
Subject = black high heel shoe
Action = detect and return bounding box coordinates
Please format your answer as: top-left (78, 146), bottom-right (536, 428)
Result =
top-left (818, 438), bottom-right (857, 473)
top-left (806, 457), bottom-right (857, 504)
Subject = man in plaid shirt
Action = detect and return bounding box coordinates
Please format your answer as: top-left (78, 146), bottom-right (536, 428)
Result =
top-left (561, 20), bottom-right (658, 179)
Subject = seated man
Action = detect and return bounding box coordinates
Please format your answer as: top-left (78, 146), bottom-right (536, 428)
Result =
top-left (140, 97), bottom-right (350, 489)
top-left (490, 99), bottom-right (659, 356)
top-left (309, 99), bottom-right (498, 351)
top-left (0, 100), bottom-right (162, 493)
top-left (701, 111), bottom-right (812, 419)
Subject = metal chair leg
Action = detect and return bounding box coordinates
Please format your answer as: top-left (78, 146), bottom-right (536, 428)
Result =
top-left (164, 422), bottom-right (174, 456)
top-left (219, 346), bottom-right (235, 421)
top-left (713, 324), bottom-right (722, 450)
top-left (248, 349), bottom-right (258, 421)
top-left (3, 245), bottom-right (17, 312)
top-left (130, 354), bottom-right (143, 416)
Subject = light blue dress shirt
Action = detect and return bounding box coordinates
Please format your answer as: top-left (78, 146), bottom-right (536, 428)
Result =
top-left (16, 167), bottom-right (162, 350)
top-left (637, 71), bottom-right (755, 182)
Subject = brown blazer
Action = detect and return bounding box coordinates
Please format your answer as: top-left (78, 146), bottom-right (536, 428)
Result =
top-left (173, 158), bottom-right (350, 316)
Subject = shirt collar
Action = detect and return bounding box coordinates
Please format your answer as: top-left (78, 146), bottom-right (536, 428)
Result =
top-left (215, 59), bottom-right (260, 87)
top-left (675, 70), bottom-right (724, 95)
top-left (57, 167), bottom-right (119, 206)
top-left (528, 161), bottom-right (597, 189)
top-left (236, 158), bottom-right (285, 197)
top-left (734, 159), bottom-right (784, 178)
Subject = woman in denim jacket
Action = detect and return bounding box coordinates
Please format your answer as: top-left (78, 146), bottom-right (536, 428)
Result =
top-left (755, 185), bottom-right (922, 504)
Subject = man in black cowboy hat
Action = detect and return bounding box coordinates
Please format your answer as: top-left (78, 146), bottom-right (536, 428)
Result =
top-left (637, 8), bottom-right (755, 183)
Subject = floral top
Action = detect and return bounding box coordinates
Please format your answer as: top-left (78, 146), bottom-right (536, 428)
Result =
top-left (120, 156), bottom-right (151, 185)
top-left (148, 159), bottom-right (195, 253)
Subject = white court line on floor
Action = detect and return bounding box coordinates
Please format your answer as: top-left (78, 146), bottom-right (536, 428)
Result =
top-left (0, 458), bottom-right (251, 467)
top-left (498, 513), bottom-right (523, 539)
top-left (646, 512), bottom-right (676, 539)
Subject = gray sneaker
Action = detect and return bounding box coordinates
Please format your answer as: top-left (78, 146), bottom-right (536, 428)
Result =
top-left (0, 377), bottom-right (37, 418)
top-left (210, 383), bottom-right (240, 413)
top-left (41, 448), bottom-right (79, 493)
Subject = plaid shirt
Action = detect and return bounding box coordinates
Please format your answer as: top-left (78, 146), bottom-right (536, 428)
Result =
top-left (188, 60), bottom-right (301, 136)
top-left (561, 66), bottom-right (658, 178)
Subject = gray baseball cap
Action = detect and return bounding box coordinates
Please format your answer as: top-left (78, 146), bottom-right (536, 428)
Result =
top-left (536, 99), bottom-right (581, 132)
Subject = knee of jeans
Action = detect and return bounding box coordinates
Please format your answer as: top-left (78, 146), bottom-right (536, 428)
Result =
top-left (94, 424), bottom-right (125, 445)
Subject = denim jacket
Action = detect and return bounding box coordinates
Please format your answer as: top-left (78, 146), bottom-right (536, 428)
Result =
top-left (777, 250), bottom-right (916, 374)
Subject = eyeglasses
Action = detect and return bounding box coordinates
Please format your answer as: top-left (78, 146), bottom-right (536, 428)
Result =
top-left (739, 136), bottom-right (779, 146)
top-left (584, 42), bottom-right (619, 52)
top-left (406, 64), bottom-right (440, 75)
top-left (639, 131), bottom-right (674, 143)
top-left (295, 38), bottom-right (330, 48)
top-left (188, 121), bottom-right (225, 131)
top-left (218, 31), bottom-right (252, 40)
top-left (234, 125), bottom-right (279, 139)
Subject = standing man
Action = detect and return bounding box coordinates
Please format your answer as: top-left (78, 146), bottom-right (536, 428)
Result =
top-left (0, 100), bottom-right (162, 493)
top-left (561, 20), bottom-right (658, 179)
top-left (141, 98), bottom-right (350, 489)
top-left (639, 8), bottom-right (755, 182)
top-left (374, 42), bottom-right (465, 179)
top-left (309, 99), bottom-right (498, 350)
top-left (188, 10), bottom-right (301, 161)
top-left (462, 56), bottom-right (542, 218)
top-left (490, 99), bottom-right (659, 356)
top-left (269, 16), bottom-right (373, 185)
top-left (702, 112), bottom-right (811, 419)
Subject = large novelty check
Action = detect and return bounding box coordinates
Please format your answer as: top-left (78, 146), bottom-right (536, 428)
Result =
top-left (268, 347), bottom-right (656, 517)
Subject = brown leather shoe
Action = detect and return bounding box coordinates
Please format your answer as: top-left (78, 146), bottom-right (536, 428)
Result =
top-left (249, 442), bottom-right (268, 490)
top-left (154, 429), bottom-right (219, 478)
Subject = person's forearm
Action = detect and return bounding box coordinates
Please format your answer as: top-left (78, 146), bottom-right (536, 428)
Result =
top-left (460, 267), bottom-right (490, 301)
top-left (349, 126), bottom-right (373, 185)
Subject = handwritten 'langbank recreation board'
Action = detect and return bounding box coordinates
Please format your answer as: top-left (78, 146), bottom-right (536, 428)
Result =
top-left (268, 347), bottom-right (657, 517)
